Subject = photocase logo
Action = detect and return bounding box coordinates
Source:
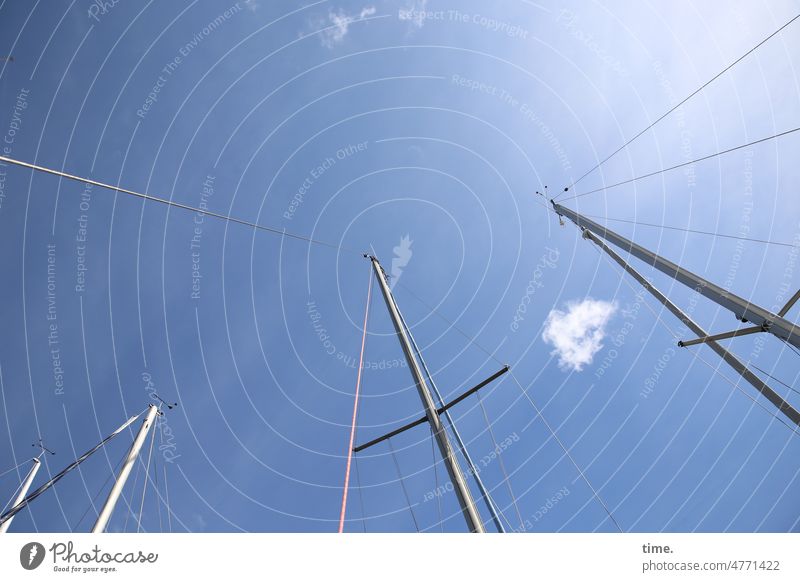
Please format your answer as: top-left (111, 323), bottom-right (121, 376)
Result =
top-left (390, 235), bottom-right (413, 289)
top-left (20, 542), bottom-right (46, 570)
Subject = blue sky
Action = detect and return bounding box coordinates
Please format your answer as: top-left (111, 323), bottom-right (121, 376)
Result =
top-left (1, 0), bottom-right (800, 533)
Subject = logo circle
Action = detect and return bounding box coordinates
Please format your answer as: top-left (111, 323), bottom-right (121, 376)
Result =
top-left (19, 542), bottom-right (46, 570)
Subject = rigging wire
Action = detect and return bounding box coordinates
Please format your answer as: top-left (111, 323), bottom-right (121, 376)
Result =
top-left (151, 404), bottom-right (174, 533)
top-left (153, 416), bottom-right (164, 533)
top-left (562, 12), bottom-right (800, 192)
top-left (123, 452), bottom-right (144, 533)
top-left (693, 350), bottom-right (800, 438)
top-left (476, 391), bottom-right (525, 530)
top-left (429, 425), bottom-right (444, 533)
top-left (387, 438), bottom-right (420, 532)
top-left (583, 214), bottom-right (800, 249)
top-left (396, 280), bottom-right (505, 367)
top-left (561, 126), bottom-right (800, 202)
top-left (0, 453), bottom-right (41, 481)
top-left (507, 369), bottom-right (625, 532)
top-left (0, 453), bottom-right (45, 518)
top-left (779, 337), bottom-right (800, 360)
top-left (352, 454), bottom-right (368, 533)
top-left (0, 474), bottom-right (26, 516)
top-left (163, 462), bottom-right (173, 533)
top-left (71, 448), bottom-right (126, 532)
top-left (337, 265), bottom-right (374, 533)
top-left (0, 154), bottom-right (361, 256)
top-left (751, 364), bottom-right (800, 397)
top-left (136, 410), bottom-right (160, 533)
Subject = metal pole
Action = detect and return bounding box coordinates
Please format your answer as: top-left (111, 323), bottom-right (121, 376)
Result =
top-left (0, 458), bottom-right (41, 533)
top-left (92, 405), bottom-right (159, 533)
top-left (369, 256), bottom-right (485, 532)
top-left (581, 228), bottom-right (800, 426)
top-left (552, 202), bottom-right (800, 349)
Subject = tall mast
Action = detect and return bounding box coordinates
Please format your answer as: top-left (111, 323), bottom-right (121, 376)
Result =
top-left (369, 256), bottom-right (485, 532)
top-left (92, 404), bottom-right (159, 533)
top-left (0, 458), bottom-right (41, 533)
top-left (552, 202), bottom-right (800, 349)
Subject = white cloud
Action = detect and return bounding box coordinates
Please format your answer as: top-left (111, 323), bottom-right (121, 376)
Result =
top-left (542, 298), bottom-right (617, 372)
top-left (399, 0), bottom-right (429, 29)
top-left (321, 6), bottom-right (376, 48)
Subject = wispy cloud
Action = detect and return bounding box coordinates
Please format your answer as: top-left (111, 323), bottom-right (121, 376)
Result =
top-left (542, 298), bottom-right (617, 372)
top-left (399, 0), bottom-right (429, 29)
top-left (320, 6), bottom-right (376, 48)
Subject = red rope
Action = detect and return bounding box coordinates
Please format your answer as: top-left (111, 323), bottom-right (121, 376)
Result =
top-left (337, 265), bottom-right (373, 533)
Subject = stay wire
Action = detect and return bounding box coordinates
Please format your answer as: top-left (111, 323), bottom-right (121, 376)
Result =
top-left (779, 337), bottom-right (800, 360)
top-left (0, 456), bottom-right (37, 481)
top-left (693, 350), bottom-right (800, 438)
top-left (387, 438), bottom-right (420, 532)
top-left (508, 368), bottom-right (624, 532)
top-left (0, 472), bottom-right (28, 516)
top-left (71, 448), bottom-right (126, 532)
top-left (750, 365), bottom-right (800, 398)
top-left (562, 126), bottom-right (800, 202)
top-left (395, 280), bottom-right (505, 367)
top-left (163, 462), bottom-right (173, 533)
top-left (429, 425), bottom-right (444, 533)
top-left (583, 214), bottom-right (800, 249)
top-left (0, 451), bottom-right (45, 517)
top-left (0, 154), bottom-right (361, 256)
top-left (123, 452), bottom-right (143, 533)
top-left (476, 391), bottom-right (525, 530)
top-left (352, 453), bottom-right (367, 533)
top-left (564, 13), bottom-right (800, 191)
top-left (136, 410), bottom-right (159, 533)
top-left (154, 416), bottom-right (164, 533)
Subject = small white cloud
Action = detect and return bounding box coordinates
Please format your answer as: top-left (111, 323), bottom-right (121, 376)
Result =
top-left (399, 0), bottom-right (429, 29)
top-left (542, 298), bottom-right (617, 372)
top-left (321, 6), bottom-right (376, 48)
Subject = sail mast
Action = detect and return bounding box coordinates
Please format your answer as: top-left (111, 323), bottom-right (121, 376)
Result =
top-left (368, 256), bottom-right (485, 532)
